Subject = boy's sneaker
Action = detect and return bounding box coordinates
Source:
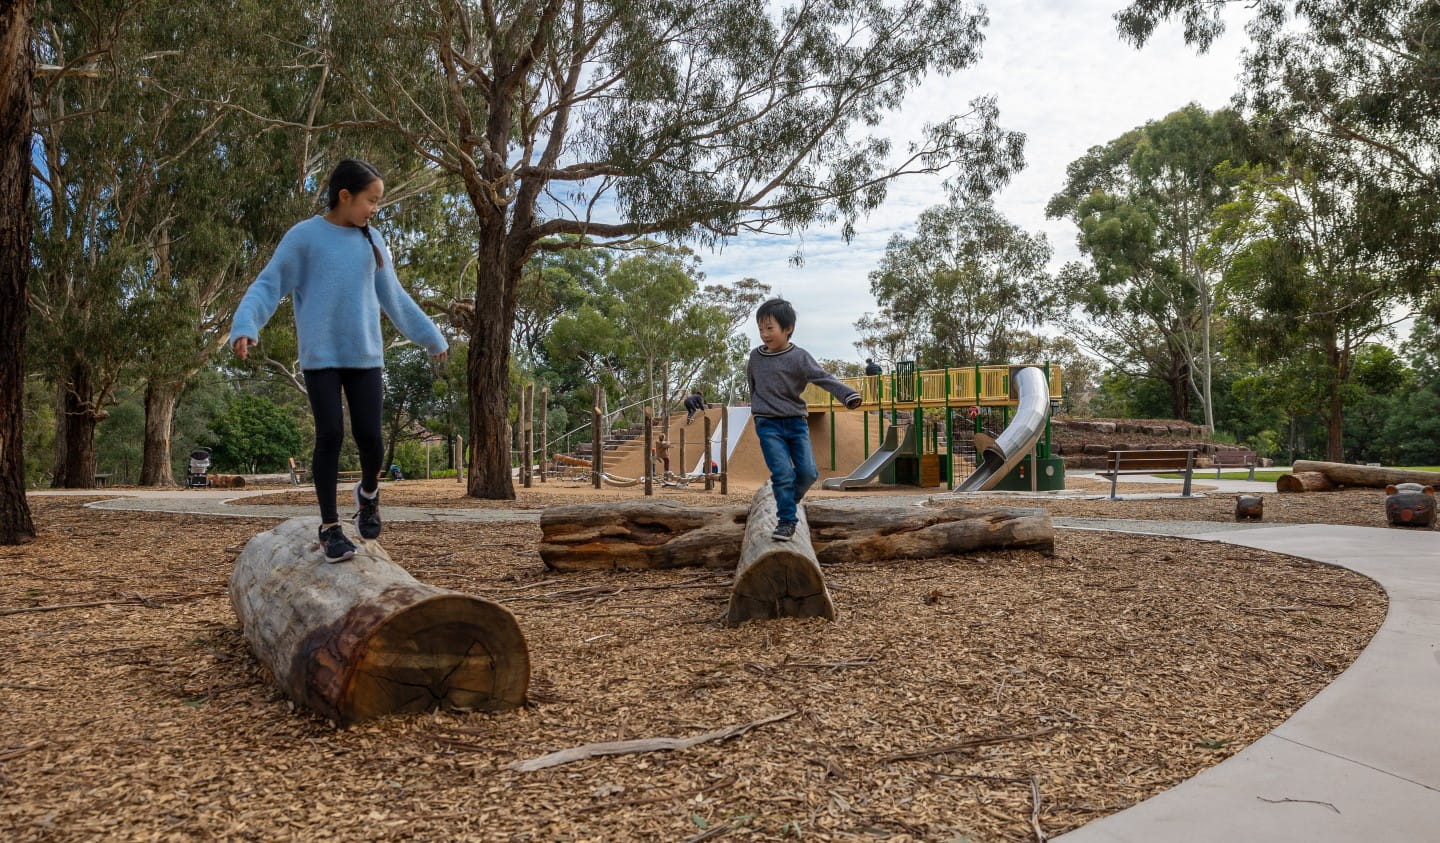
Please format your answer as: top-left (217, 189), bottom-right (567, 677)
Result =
top-left (772, 521), bottom-right (797, 542)
top-left (319, 524), bottom-right (356, 563)
top-left (353, 482), bottom-right (381, 540)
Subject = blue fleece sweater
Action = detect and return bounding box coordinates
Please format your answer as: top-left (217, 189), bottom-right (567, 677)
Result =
top-left (229, 216), bottom-right (448, 370)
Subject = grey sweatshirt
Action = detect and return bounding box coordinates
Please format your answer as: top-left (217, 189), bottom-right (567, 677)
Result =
top-left (746, 344), bottom-right (861, 417)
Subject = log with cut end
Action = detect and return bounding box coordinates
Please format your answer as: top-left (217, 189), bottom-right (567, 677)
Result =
top-left (725, 484), bottom-right (835, 627)
top-left (1276, 471), bottom-right (1335, 493)
top-left (1291, 460), bottom-right (1440, 490)
top-left (207, 474), bottom-right (246, 488)
top-left (229, 517), bottom-right (529, 725)
top-left (539, 501), bottom-right (1052, 572)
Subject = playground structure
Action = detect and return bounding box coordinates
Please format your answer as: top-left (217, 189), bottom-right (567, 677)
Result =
top-left (807, 363), bottom-right (1066, 492)
top-left (527, 362), bottom-right (1065, 494)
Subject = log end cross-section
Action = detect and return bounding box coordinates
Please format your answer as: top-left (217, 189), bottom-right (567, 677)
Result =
top-left (725, 484), bottom-right (836, 628)
top-left (230, 518), bottom-right (529, 725)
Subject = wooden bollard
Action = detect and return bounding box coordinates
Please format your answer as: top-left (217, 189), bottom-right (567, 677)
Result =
top-left (1235, 495), bottom-right (1263, 520)
top-left (230, 518), bottom-right (529, 724)
top-left (725, 484), bottom-right (835, 627)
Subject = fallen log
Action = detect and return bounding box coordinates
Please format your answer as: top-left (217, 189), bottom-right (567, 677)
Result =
top-left (1276, 471), bottom-right (1335, 493)
top-left (1291, 460), bottom-right (1440, 490)
top-left (539, 501), bottom-right (749, 571)
top-left (539, 501), bottom-right (1052, 572)
top-left (229, 517), bottom-right (529, 725)
top-left (726, 484), bottom-right (835, 627)
top-left (207, 474), bottom-right (246, 488)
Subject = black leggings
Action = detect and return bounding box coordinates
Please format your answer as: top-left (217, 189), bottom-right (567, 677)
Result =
top-left (304, 367), bottom-right (384, 524)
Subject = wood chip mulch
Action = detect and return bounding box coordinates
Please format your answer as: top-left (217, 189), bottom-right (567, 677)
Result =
top-left (0, 492), bottom-right (1387, 841)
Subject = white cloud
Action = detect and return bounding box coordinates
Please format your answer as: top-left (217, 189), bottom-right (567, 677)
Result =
top-left (700, 0), bottom-right (1248, 361)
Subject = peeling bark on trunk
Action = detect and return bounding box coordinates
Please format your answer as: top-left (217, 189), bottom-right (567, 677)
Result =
top-left (0, 0), bottom-right (36, 542)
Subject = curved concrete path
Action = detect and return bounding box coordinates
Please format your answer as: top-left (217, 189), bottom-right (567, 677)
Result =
top-left (31, 489), bottom-right (1440, 839)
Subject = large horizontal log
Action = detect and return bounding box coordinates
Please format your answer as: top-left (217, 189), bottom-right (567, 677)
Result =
top-left (727, 484), bottom-right (835, 627)
top-left (229, 517), bottom-right (529, 725)
top-left (1291, 460), bottom-right (1440, 490)
top-left (1276, 471), bottom-right (1335, 493)
top-left (540, 500), bottom-right (1053, 571)
top-left (539, 501), bottom-right (749, 571)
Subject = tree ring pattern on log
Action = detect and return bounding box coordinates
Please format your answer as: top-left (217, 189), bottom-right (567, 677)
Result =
top-left (726, 485), bottom-right (836, 627)
top-left (230, 518), bottom-right (529, 725)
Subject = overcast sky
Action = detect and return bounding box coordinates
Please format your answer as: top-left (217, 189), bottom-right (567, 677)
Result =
top-left (698, 0), bottom-right (1248, 362)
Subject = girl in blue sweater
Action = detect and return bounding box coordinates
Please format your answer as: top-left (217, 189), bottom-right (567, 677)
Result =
top-left (230, 160), bottom-right (448, 562)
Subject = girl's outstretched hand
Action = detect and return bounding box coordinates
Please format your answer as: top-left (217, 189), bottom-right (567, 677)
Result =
top-left (232, 337), bottom-right (252, 360)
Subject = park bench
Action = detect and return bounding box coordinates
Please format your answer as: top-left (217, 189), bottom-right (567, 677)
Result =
top-left (93, 473), bottom-right (112, 487)
top-left (287, 457), bottom-right (308, 486)
top-left (1213, 448), bottom-right (1257, 481)
top-left (1098, 448), bottom-right (1196, 500)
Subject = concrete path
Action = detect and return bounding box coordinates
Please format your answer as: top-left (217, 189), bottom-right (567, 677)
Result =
top-left (1054, 523), bottom-right (1440, 842)
top-left (30, 488), bottom-right (1440, 840)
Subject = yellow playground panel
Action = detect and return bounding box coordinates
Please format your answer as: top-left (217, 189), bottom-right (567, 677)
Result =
top-left (803, 364), bottom-right (1064, 411)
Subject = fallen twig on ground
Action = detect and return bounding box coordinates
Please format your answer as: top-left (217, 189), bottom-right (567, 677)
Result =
top-left (509, 710), bottom-right (797, 772)
top-left (882, 726), bottom-right (1064, 763)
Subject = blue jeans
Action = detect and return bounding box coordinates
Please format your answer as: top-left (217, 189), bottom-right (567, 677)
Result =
top-left (754, 416), bottom-right (818, 524)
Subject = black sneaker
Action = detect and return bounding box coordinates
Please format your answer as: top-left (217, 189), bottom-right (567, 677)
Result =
top-left (772, 521), bottom-right (797, 542)
top-left (319, 524), bottom-right (356, 563)
top-left (353, 481), bottom-right (381, 540)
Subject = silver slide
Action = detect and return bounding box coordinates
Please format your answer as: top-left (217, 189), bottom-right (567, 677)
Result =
top-left (956, 367), bottom-right (1050, 492)
top-left (822, 422), bottom-right (916, 490)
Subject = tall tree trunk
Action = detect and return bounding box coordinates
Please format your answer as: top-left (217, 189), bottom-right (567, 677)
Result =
top-left (139, 380), bottom-right (180, 486)
top-left (1325, 339), bottom-right (1344, 462)
top-left (0, 0), bottom-right (36, 542)
top-left (51, 362), bottom-right (101, 488)
top-left (466, 248), bottom-right (516, 499)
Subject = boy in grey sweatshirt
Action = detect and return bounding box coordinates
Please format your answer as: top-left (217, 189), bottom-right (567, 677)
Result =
top-left (746, 298), bottom-right (862, 540)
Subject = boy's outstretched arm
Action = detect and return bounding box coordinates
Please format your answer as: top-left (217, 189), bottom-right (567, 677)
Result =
top-left (802, 351), bottom-right (862, 409)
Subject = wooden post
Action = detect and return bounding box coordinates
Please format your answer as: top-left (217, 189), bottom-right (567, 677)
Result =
top-left (592, 405), bottom-right (603, 489)
top-left (539, 387), bottom-right (548, 484)
top-left (725, 485), bottom-right (835, 627)
top-left (720, 406), bottom-right (729, 496)
top-left (679, 428), bottom-right (687, 479)
top-left (644, 407), bottom-right (654, 496)
top-left (230, 518), bottom-right (529, 724)
top-left (456, 435), bottom-right (464, 483)
top-left (703, 415), bottom-right (714, 491)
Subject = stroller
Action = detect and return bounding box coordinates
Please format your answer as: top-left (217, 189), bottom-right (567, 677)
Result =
top-left (187, 448), bottom-right (212, 488)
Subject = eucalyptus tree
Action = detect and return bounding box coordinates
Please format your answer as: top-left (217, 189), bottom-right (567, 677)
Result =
top-left (869, 197), bottom-right (1056, 368)
top-left (1115, 0), bottom-right (1440, 297)
top-left (260, 0), bottom-right (1024, 499)
top-left (852, 308), bottom-right (919, 370)
top-left (1047, 104), bottom-right (1254, 428)
top-left (1220, 155), bottom-right (1413, 460)
top-left (1, 0), bottom-right (36, 540)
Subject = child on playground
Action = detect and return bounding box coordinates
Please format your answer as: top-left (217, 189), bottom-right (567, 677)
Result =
top-left (747, 298), bottom-right (861, 541)
top-left (654, 433), bottom-right (671, 477)
top-left (229, 159), bottom-right (448, 563)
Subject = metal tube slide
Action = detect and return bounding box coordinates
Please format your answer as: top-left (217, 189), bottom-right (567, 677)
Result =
top-left (956, 367), bottom-right (1050, 492)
